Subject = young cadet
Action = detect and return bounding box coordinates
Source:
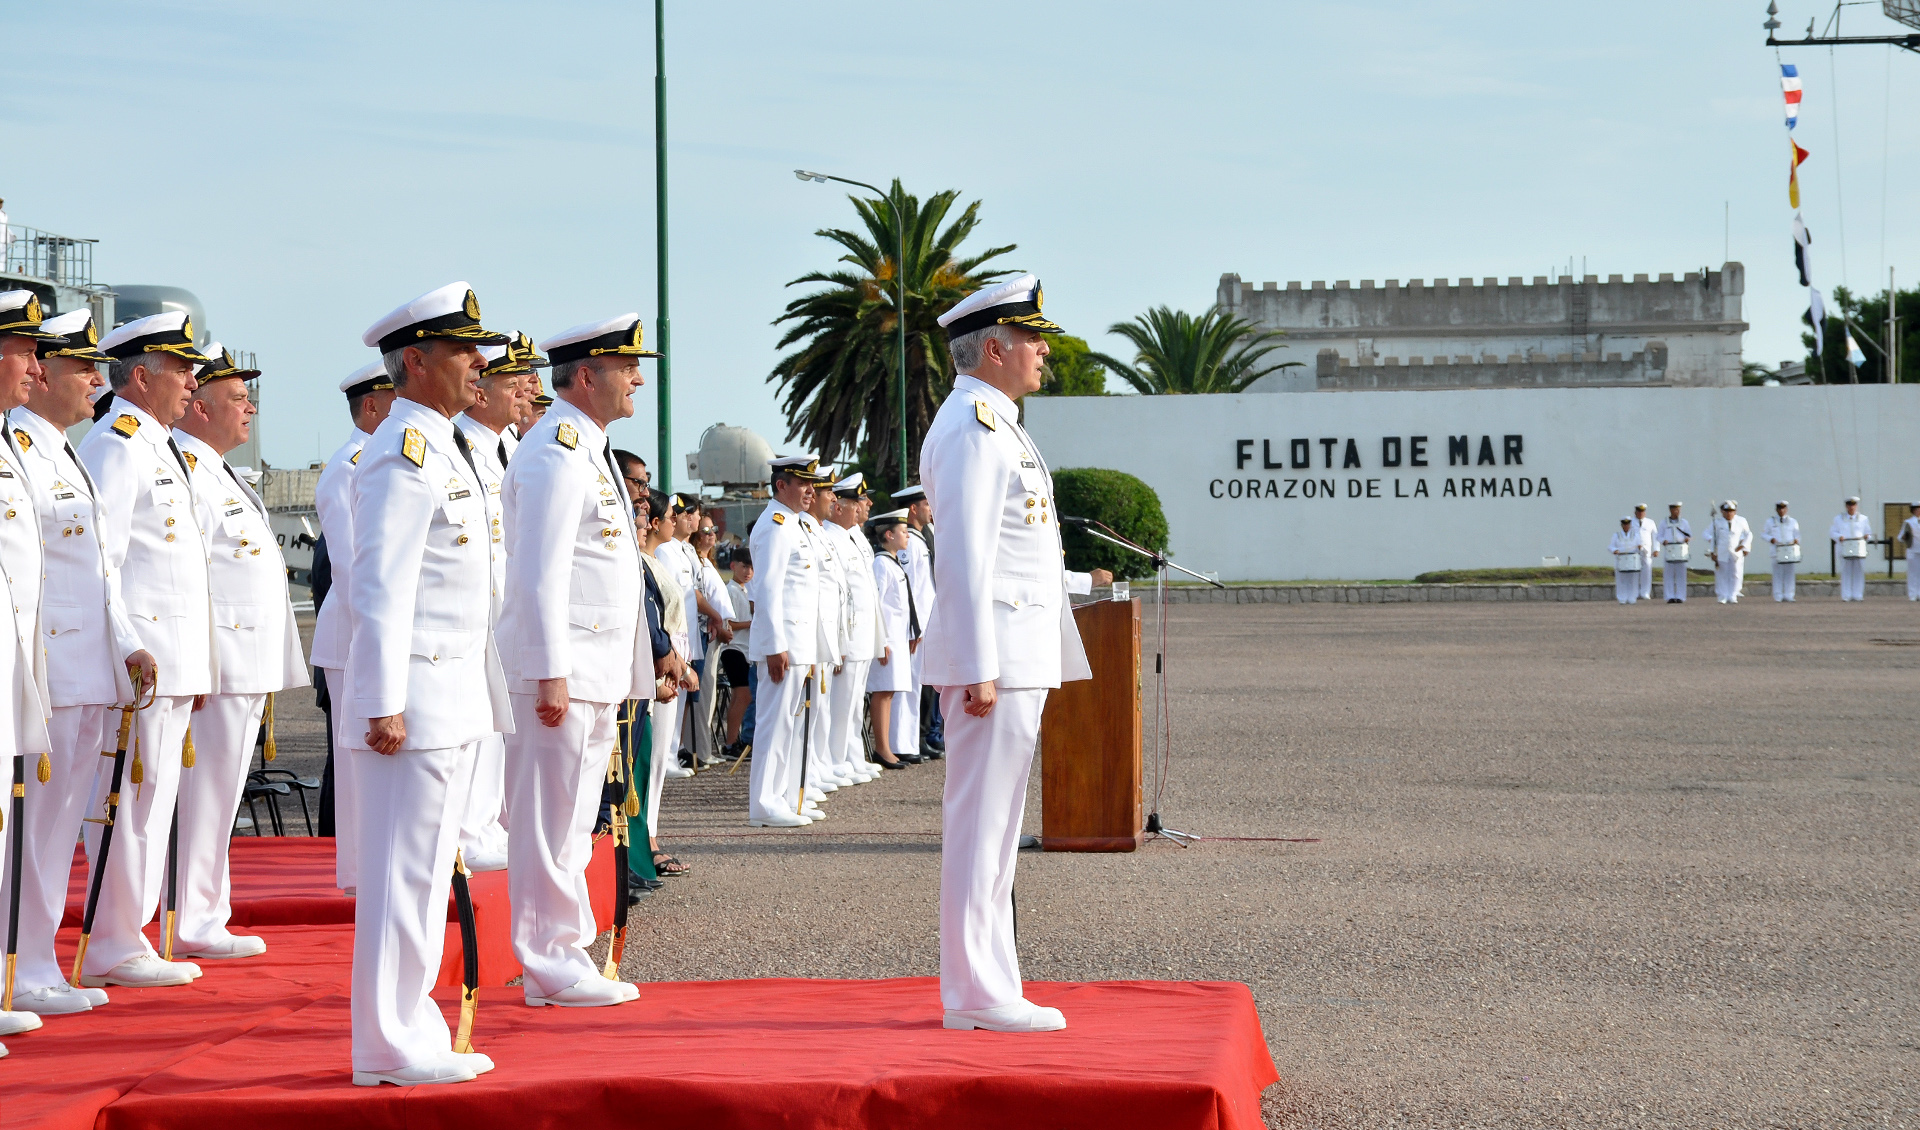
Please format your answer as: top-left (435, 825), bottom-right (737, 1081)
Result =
top-left (499, 314), bottom-right (654, 1010)
top-left (311, 361), bottom-right (396, 892)
top-left (1657, 502), bottom-right (1692, 604)
top-left (888, 483), bottom-right (931, 763)
top-left (745, 455), bottom-right (829, 827)
top-left (7, 307), bottom-right (143, 1019)
top-left (829, 473), bottom-right (884, 782)
top-left (865, 508), bottom-right (917, 769)
top-left (76, 310), bottom-right (215, 991)
top-left (347, 282), bottom-right (512, 1086)
top-left (1763, 501), bottom-right (1801, 602)
top-left (171, 345), bottom-right (309, 960)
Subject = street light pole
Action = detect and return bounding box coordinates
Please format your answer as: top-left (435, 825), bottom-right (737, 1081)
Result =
top-left (796, 170), bottom-right (910, 491)
top-left (654, 0), bottom-right (672, 492)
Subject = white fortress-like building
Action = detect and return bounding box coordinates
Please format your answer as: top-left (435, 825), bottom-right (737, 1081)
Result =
top-left (1220, 263), bottom-right (1748, 392)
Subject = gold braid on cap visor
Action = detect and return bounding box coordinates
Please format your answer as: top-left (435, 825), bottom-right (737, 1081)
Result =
top-left (415, 323), bottom-right (503, 342)
top-left (996, 311), bottom-right (1062, 332)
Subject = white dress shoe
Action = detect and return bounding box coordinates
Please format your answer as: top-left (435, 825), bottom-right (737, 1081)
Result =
top-left (78, 986), bottom-right (110, 1007)
top-left (803, 786), bottom-right (827, 802)
top-left (526, 975), bottom-right (636, 1008)
top-left (353, 1053), bottom-right (477, 1087)
top-left (452, 1051), bottom-right (495, 1076)
top-left (178, 934), bottom-right (267, 960)
top-left (748, 811), bottom-right (811, 828)
top-left (11, 983), bottom-right (92, 1016)
top-left (943, 1000), bottom-right (1067, 1032)
top-left (0, 1010), bottom-right (44, 1036)
top-left (80, 953), bottom-right (198, 988)
top-left (800, 806), bottom-right (826, 821)
top-left (663, 763), bottom-right (694, 779)
top-left (462, 848), bottom-right (509, 872)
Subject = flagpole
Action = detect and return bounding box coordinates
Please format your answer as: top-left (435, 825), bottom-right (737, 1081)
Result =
top-left (654, 0), bottom-right (672, 492)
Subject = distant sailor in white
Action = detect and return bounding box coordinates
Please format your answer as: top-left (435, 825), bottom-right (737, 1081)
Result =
top-left (1706, 501), bottom-right (1752, 604)
top-left (744, 455), bottom-right (830, 827)
top-left (171, 345), bottom-right (309, 961)
top-left (1762, 501), bottom-right (1801, 603)
top-left (1830, 497), bottom-right (1871, 601)
top-left (347, 282), bottom-right (512, 1087)
top-left (76, 310), bottom-right (216, 991)
top-left (921, 275), bottom-right (1109, 1034)
top-left (828, 473), bottom-right (884, 783)
top-left (1632, 504), bottom-right (1657, 601)
top-left (312, 361), bottom-right (397, 894)
top-left (1902, 503), bottom-right (1920, 601)
top-left (1657, 502), bottom-right (1692, 603)
top-left (889, 482), bottom-right (932, 763)
top-left (801, 471), bottom-right (848, 802)
top-left (1609, 517), bottom-right (1641, 605)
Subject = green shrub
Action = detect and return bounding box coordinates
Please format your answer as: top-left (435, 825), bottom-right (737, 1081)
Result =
top-left (1053, 468), bottom-right (1168, 580)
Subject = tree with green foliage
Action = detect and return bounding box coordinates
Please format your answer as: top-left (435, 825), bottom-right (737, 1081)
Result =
top-left (1802, 284), bottom-right (1918, 383)
top-left (1088, 306), bottom-right (1298, 395)
top-left (1052, 468), bottom-right (1168, 581)
top-left (770, 181), bottom-right (1015, 486)
top-left (1032, 334), bottom-right (1107, 397)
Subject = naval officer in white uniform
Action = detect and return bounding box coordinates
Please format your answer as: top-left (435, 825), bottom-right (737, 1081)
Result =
top-left (76, 310), bottom-right (215, 990)
top-left (7, 308), bottom-right (144, 1018)
top-left (1763, 501), bottom-right (1801, 602)
top-left (1705, 501), bottom-right (1752, 604)
top-left (801, 469), bottom-right (848, 800)
top-left (829, 473), bottom-right (883, 782)
top-left (889, 482), bottom-right (932, 762)
top-left (921, 275), bottom-right (1110, 1033)
top-left (171, 346), bottom-right (309, 960)
top-left (1830, 497), bottom-right (1872, 601)
top-left (499, 314), bottom-right (654, 1009)
top-left (745, 455), bottom-right (830, 827)
top-left (448, 338), bottom-right (542, 872)
top-left (347, 282), bottom-right (511, 1086)
top-left (1632, 504), bottom-right (1657, 600)
top-left (312, 362), bottom-right (396, 893)
top-left (1901, 503), bottom-right (1920, 601)
top-left (1657, 503), bottom-right (1691, 603)
top-left (1609, 517), bottom-right (1641, 604)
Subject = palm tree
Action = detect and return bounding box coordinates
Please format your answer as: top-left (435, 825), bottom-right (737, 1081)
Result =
top-left (1088, 306), bottom-right (1297, 394)
top-left (770, 181), bottom-right (1015, 486)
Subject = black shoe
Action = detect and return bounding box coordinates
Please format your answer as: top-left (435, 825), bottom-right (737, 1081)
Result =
top-left (723, 739), bottom-right (748, 760)
top-left (896, 752), bottom-right (924, 765)
top-left (626, 877), bottom-right (661, 899)
top-left (877, 758), bottom-right (908, 770)
top-left (920, 747), bottom-right (944, 761)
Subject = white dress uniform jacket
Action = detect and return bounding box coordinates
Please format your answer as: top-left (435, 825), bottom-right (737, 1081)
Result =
top-left (1903, 516), bottom-right (1920, 600)
top-left (174, 431), bottom-right (308, 694)
top-left (77, 402), bottom-right (216, 697)
top-left (454, 412), bottom-right (510, 615)
top-left (1707, 514), bottom-right (1753, 558)
top-left (1830, 512), bottom-right (1872, 546)
top-left (746, 499), bottom-right (819, 665)
top-left (344, 399), bottom-right (511, 749)
top-left (808, 514), bottom-right (849, 665)
top-left (308, 428), bottom-right (369, 673)
top-left (496, 399), bottom-right (646, 704)
top-left (837, 523), bottom-right (885, 663)
top-left (918, 375), bottom-right (1091, 690)
top-left (1763, 515), bottom-right (1800, 554)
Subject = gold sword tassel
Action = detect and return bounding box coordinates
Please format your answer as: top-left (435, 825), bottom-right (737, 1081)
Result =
top-left (182, 726), bottom-right (195, 768)
top-left (262, 693), bottom-right (276, 761)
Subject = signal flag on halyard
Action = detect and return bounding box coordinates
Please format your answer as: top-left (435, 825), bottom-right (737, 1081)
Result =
top-left (1788, 138), bottom-right (1810, 208)
top-left (1806, 287), bottom-right (1826, 357)
top-left (1780, 64), bottom-right (1801, 129)
top-left (1792, 213), bottom-right (1813, 287)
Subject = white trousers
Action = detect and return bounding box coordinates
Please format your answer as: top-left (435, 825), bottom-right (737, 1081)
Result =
top-left (456, 732), bottom-right (508, 860)
top-left (1637, 554), bottom-right (1654, 599)
top-left (323, 666), bottom-right (358, 891)
top-left (747, 661), bottom-right (807, 821)
top-left (1909, 552), bottom-right (1920, 599)
top-left (80, 695), bottom-right (191, 975)
top-left (1838, 556), bottom-right (1867, 600)
top-left (505, 695), bottom-right (618, 999)
top-left (1772, 564), bottom-right (1797, 601)
top-left (350, 740), bottom-right (473, 1073)
top-left (1714, 553), bottom-right (1747, 601)
top-left (1663, 560), bottom-right (1688, 601)
top-left (646, 694), bottom-right (680, 837)
top-left (172, 691), bottom-right (266, 952)
top-left (895, 656), bottom-right (922, 760)
top-left (1614, 569), bottom-right (1637, 604)
top-left (13, 705), bottom-right (108, 990)
top-left (829, 659), bottom-right (871, 771)
top-left (686, 647), bottom-right (720, 762)
top-left (938, 685), bottom-right (1047, 1013)
top-left (805, 664), bottom-right (832, 788)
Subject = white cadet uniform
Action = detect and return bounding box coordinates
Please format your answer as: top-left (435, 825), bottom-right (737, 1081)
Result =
top-left (170, 430), bottom-right (308, 956)
top-left (870, 547), bottom-right (917, 694)
top-left (77, 402), bottom-right (217, 979)
top-left (344, 399), bottom-right (511, 1073)
top-left (1658, 516), bottom-right (1692, 601)
top-left (6, 407), bottom-right (134, 1000)
top-left (497, 399), bottom-right (646, 1001)
top-left (311, 427), bottom-right (368, 890)
top-left (655, 536), bottom-right (698, 778)
top-left (898, 526), bottom-right (935, 758)
top-left (452, 411), bottom-right (512, 866)
top-left (745, 498), bottom-right (819, 822)
top-left (804, 510), bottom-right (848, 791)
top-left (1903, 516), bottom-right (1920, 600)
top-left (1634, 515), bottom-right (1657, 599)
top-left (0, 413), bottom-right (53, 1010)
top-left (831, 520), bottom-right (884, 776)
top-left (1609, 527), bottom-right (1640, 604)
top-left (1706, 512), bottom-right (1753, 603)
top-left (920, 374), bottom-right (1094, 1013)
top-left (1762, 513), bottom-right (1801, 602)
top-left (639, 549), bottom-right (686, 837)
top-left (1831, 510), bottom-right (1872, 600)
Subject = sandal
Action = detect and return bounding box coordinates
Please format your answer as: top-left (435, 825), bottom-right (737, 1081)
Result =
top-left (652, 853), bottom-right (690, 877)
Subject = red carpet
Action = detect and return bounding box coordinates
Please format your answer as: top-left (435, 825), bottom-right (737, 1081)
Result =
top-left (10, 923), bottom-right (1276, 1130)
top-left (61, 836), bottom-right (614, 988)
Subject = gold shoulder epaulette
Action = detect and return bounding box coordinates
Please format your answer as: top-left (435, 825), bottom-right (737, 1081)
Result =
top-left (401, 428), bottom-right (426, 467)
top-left (13, 431), bottom-right (29, 451)
top-left (555, 422), bottom-right (579, 450)
top-left (350, 450), bottom-right (360, 465)
top-left (111, 414), bottom-right (140, 438)
top-left (771, 512), bottom-right (786, 525)
top-left (183, 451), bottom-right (197, 472)
top-left (974, 401), bottom-right (997, 430)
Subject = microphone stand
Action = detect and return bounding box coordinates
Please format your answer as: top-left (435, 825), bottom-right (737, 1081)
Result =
top-left (1061, 517), bottom-right (1222, 848)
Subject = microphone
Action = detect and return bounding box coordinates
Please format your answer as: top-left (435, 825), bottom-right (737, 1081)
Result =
top-left (1059, 515), bottom-right (1093, 529)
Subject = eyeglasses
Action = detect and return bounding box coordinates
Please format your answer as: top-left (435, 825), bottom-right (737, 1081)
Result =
top-left (696, 527), bottom-right (716, 537)
top-left (623, 474), bottom-right (646, 488)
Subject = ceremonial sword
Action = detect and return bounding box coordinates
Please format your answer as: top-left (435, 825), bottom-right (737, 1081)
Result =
top-left (792, 664), bottom-right (815, 817)
top-left (450, 849), bottom-right (480, 1054)
top-left (161, 726), bottom-right (193, 962)
top-left (603, 714), bottom-right (638, 979)
top-left (72, 670), bottom-right (152, 986)
top-left (4, 750), bottom-right (24, 1011)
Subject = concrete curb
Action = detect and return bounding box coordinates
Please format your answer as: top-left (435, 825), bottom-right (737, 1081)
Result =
top-left (1130, 578), bottom-right (1911, 604)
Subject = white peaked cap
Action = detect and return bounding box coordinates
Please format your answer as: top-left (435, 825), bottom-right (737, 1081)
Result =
top-left (339, 361), bottom-right (390, 393)
top-left (39, 309), bottom-right (93, 337)
top-left (361, 281), bottom-right (505, 350)
top-left (935, 272), bottom-right (1061, 337)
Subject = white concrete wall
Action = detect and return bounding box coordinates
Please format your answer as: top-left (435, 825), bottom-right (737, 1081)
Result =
top-left (1023, 385), bottom-right (1917, 582)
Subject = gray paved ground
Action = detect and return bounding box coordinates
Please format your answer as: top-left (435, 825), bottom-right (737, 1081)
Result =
top-left (271, 601), bottom-right (1919, 1127)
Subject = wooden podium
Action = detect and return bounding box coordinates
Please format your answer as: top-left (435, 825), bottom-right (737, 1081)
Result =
top-left (1039, 597), bottom-right (1143, 852)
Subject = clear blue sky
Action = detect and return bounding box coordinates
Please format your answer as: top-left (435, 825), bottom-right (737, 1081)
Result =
top-left (5, 1), bottom-right (1913, 473)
